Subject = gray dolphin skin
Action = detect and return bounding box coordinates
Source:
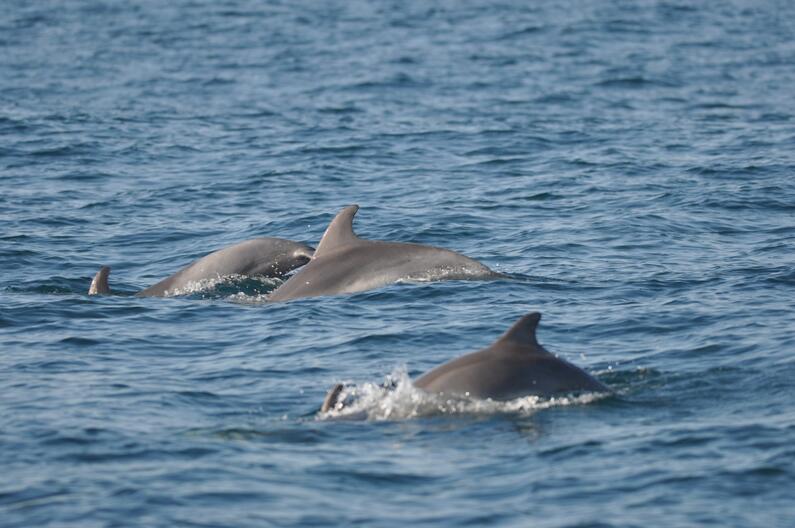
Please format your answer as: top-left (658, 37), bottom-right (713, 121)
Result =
top-left (321, 312), bottom-right (608, 412)
top-left (414, 312), bottom-right (609, 399)
top-left (88, 237), bottom-right (314, 297)
top-left (88, 265), bottom-right (111, 295)
top-left (268, 205), bottom-right (501, 302)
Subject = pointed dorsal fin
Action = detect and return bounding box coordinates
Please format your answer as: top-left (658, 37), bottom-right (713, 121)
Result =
top-left (497, 312), bottom-right (542, 348)
top-left (313, 205), bottom-right (360, 258)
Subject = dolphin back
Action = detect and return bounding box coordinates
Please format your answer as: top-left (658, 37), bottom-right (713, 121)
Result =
top-left (269, 205), bottom-right (502, 302)
top-left (414, 312), bottom-right (609, 400)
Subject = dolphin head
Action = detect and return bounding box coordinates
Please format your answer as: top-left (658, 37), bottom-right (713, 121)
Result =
top-left (269, 242), bottom-right (313, 275)
top-left (292, 245), bottom-right (314, 264)
top-left (241, 238), bottom-right (314, 278)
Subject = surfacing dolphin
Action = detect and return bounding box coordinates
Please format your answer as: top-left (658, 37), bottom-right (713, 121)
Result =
top-left (268, 205), bottom-right (502, 302)
top-left (321, 312), bottom-right (609, 412)
top-left (88, 237), bottom-right (314, 297)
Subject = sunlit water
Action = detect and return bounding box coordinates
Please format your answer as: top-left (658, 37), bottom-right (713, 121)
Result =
top-left (2, 1), bottom-right (794, 526)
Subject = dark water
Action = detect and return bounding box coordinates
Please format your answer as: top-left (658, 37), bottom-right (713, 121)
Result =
top-left (2, 1), bottom-right (794, 526)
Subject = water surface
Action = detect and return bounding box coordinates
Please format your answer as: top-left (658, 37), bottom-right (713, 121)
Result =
top-left (2, 1), bottom-right (794, 526)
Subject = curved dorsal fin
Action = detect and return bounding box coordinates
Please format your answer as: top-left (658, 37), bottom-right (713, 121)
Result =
top-left (313, 205), bottom-right (360, 258)
top-left (88, 266), bottom-right (111, 295)
top-left (497, 312), bottom-right (542, 348)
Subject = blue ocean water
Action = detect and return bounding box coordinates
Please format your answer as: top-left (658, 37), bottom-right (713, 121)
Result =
top-left (2, 0), bottom-right (794, 526)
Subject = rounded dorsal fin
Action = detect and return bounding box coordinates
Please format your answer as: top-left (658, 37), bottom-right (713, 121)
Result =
top-left (313, 205), bottom-right (360, 258)
top-left (497, 312), bottom-right (542, 348)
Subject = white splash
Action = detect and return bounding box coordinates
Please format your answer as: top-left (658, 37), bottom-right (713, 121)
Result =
top-left (225, 292), bottom-right (272, 305)
top-left (162, 276), bottom-right (231, 297)
top-left (317, 367), bottom-right (607, 422)
top-left (162, 274), bottom-right (282, 300)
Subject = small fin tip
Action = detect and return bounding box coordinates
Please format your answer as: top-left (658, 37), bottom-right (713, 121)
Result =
top-left (88, 266), bottom-right (111, 295)
top-left (321, 383), bottom-right (345, 413)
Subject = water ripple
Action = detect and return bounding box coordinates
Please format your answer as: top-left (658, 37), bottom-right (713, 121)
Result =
top-left (2, 0), bottom-right (794, 526)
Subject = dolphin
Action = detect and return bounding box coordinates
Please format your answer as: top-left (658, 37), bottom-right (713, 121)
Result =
top-left (88, 237), bottom-right (314, 297)
top-left (321, 312), bottom-right (609, 412)
top-left (268, 205), bottom-right (502, 302)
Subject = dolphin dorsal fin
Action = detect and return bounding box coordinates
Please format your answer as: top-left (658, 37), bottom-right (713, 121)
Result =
top-left (313, 205), bottom-right (360, 258)
top-left (498, 312), bottom-right (542, 349)
top-left (88, 266), bottom-right (111, 295)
